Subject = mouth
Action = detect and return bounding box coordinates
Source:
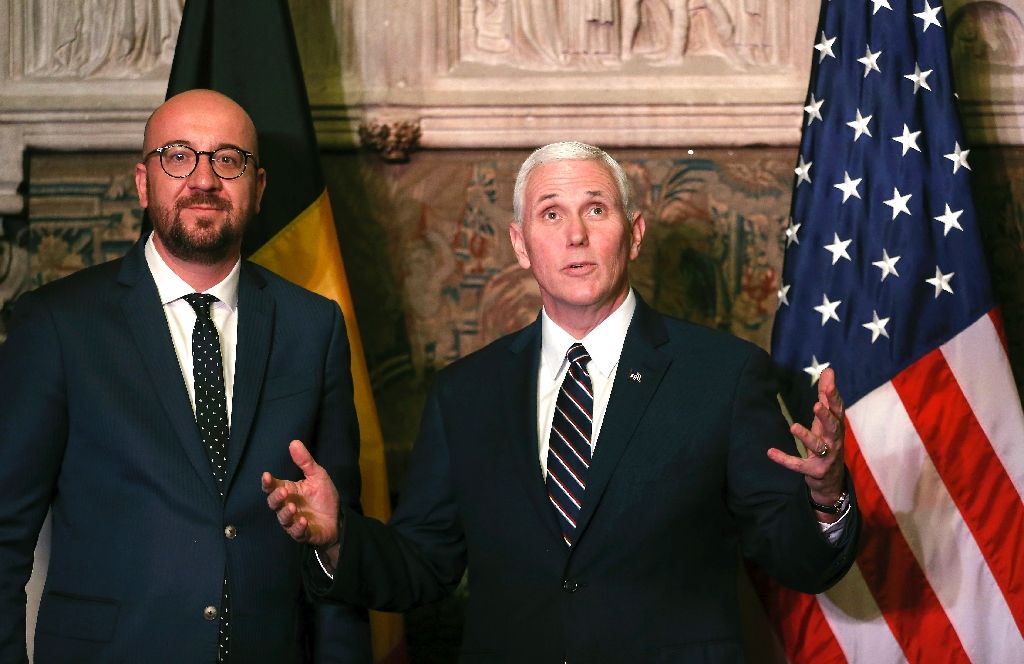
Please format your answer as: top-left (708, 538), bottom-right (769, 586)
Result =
top-left (177, 195), bottom-right (230, 213)
top-left (562, 261), bottom-right (596, 274)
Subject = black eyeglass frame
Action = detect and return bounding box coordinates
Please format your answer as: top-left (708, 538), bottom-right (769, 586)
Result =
top-left (143, 144), bottom-right (258, 180)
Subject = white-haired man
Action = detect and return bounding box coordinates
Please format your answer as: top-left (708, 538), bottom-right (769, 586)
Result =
top-left (266, 141), bottom-right (858, 663)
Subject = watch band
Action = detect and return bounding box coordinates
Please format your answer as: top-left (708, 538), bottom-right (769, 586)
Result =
top-left (810, 491), bottom-right (849, 515)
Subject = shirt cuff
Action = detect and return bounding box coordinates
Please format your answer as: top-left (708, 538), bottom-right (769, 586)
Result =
top-left (313, 547), bottom-right (335, 581)
top-left (818, 501), bottom-right (853, 545)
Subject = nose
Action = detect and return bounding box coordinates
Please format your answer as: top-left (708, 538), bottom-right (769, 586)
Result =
top-left (566, 213), bottom-right (588, 246)
top-left (186, 155), bottom-right (222, 191)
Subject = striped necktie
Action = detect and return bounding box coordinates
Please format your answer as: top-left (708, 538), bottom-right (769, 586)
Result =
top-left (546, 342), bottom-right (594, 547)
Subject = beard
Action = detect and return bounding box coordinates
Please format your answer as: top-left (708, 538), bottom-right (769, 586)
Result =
top-left (150, 193), bottom-right (248, 265)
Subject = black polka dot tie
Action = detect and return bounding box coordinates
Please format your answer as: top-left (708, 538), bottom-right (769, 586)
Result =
top-left (182, 293), bottom-right (230, 490)
top-left (181, 293), bottom-right (231, 662)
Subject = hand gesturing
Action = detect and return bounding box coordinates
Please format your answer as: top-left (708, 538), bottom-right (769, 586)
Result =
top-left (262, 440), bottom-right (341, 548)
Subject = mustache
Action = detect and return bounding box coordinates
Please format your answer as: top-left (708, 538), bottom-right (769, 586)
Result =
top-left (176, 194), bottom-right (231, 211)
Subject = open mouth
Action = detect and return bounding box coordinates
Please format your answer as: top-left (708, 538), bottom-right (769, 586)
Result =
top-left (564, 262), bottom-right (595, 272)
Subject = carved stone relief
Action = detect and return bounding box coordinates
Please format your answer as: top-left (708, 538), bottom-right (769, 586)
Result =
top-left (21, 0), bottom-right (184, 79)
top-left (458, 0), bottom-right (780, 70)
top-left (949, 0), bottom-right (1024, 67)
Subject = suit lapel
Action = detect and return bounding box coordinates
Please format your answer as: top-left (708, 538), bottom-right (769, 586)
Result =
top-left (574, 298), bottom-right (672, 542)
top-left (223, 263), bottom-right (273, 493)
top-left (499, 318), bottom-right (563, 539)
top-left (119, 238), bottom-right (221, 500)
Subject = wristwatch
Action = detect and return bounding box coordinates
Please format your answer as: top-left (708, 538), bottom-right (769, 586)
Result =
top-left (810, 491), bottom-right (849, 515)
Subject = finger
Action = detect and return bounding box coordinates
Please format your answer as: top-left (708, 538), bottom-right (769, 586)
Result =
top-left (290, 516), bottom-right (310, 543)
top-left (266, 484), bottom-right (295, 511)
top-left (261, 471), bottom-right (281, 495)
top-left (768, 448), bottom-right (829, 481)
top-left (288, 439), bottom-right (321, 479)
top-left (767, 447), bottom-right (810, 473)
top-left (814, 402), bottom-right (845, 449)
top-left (819, 368), bottom-right (844, 418)
top-left (790, 422), bottom-right (830, 457)
top-left (286, 515), bottom-right (310, 543)
top-left (274, 500), bottom-right (297, 527)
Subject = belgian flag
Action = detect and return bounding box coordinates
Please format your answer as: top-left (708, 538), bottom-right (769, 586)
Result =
top-left (165, 1), bottom-right (405, 661)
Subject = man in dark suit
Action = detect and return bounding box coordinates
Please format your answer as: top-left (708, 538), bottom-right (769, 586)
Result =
top-left (265, 141), bottom-right (858, 663)
top-left (0, 89), bottom-right (369, 663)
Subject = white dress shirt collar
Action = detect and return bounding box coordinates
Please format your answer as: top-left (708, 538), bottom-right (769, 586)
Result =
top-left (144, 233), bottom-right (241, 307)
top-left (540, 289), bottom-right (637, 379)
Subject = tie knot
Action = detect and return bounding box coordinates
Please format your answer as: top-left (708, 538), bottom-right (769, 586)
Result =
top-left (182, 293), bottom-right (218, 319)
top-left (566, 342), bottom-right (591, 367)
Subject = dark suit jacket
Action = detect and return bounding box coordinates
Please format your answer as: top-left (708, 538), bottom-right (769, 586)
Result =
top-left (0, 237), bottom-right (370, 663)
top-left (322, 297), bottom-right (859, 663)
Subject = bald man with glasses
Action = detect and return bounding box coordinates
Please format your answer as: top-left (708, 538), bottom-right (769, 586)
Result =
top-left (0, 89), bottom-right (370, 663)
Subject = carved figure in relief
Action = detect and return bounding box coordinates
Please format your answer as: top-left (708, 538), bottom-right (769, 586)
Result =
top-left (474, 0), bottom-right (512, 53)
top-left (733, 0), bottom-right (775, 65)
top-left (26, 0), bottom-right (184, 78)
top-left (463, 0), bottom-right (778, 68)
top-left (509, 0), bottom-right (564, 66)
top-left (559, 0), bottom-right (618, 56)
top-left (620, 0), bottom-right (643, 59)
top-left (660, 0), bottom-right (735, 64)
top-left (949, 2), bottom-right (1024, 67)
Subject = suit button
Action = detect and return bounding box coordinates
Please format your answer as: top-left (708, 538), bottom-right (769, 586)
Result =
top-left (203, 605), bottom-right (218, 621)
top-left (562, 579), bottom-right (579, 593)
top-left (224, 525), bottom-right (237, 539)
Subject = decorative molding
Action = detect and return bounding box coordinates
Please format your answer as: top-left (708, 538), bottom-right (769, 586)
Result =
top-left (358, 118), bottom-right (422, 162)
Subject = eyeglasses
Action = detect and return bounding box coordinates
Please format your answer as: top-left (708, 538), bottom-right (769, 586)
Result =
top-left (144, 144), bottom-right (257, 180)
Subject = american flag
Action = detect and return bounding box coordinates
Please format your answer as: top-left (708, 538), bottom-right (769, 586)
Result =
top-left (765, 1), bottom-right (1024, 661)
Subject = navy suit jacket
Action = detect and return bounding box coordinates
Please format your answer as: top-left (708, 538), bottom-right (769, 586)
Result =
top-left (0, 237), bottom-right (370, 663)
top-left (322, 296), bottom-right (859, 663)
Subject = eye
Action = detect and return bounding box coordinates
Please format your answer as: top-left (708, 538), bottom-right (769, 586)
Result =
top-left (215, 150), bottom-right (242, 168)
top-left (166, 148), bottom-right (190, 162)
top-left (591, 205), bottom-right (605, 215)
top-left (543, 209), bottom-right (560, 221)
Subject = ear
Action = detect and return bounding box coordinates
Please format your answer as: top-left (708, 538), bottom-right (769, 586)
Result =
top-left (134, 162), bottom-right (149, 209)
top-left (628, 211), bottom-right (646, 261)
top-left (253, 167), bottom-right (267, 213)
top-left (508, 221), bottom-right (532, 270)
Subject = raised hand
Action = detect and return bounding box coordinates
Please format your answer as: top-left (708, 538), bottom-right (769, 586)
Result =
top-left (767, 368), bottom-right (847, 519)
top-left (262, 440), bottom-right (341, 549)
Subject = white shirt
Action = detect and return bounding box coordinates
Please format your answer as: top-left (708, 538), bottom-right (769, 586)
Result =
top-left (144, 235), bottom-right (240, 423)
top-left (536, 290), bottom-right (636, 476)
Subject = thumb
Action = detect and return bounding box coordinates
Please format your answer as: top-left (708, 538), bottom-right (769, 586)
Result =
top-left (288, 439), bottom-right (321, 479)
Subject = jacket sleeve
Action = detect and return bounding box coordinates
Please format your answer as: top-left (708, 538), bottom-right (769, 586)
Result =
top-left (307, 304), bottom-right (371, 663)
top-left (0, 291), bottom-right (68, 664)
top-left (726, 346), bottom-right (860, 593)
top-left (317, 382), bottom-right (467, 613)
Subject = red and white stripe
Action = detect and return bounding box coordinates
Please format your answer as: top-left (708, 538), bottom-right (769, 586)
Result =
top-left (549, 447), bottom-right (586, 489)
top-left (761, 311), bottom-right (1024, 662)
top-left (552, 412), bottom-right (592, 466)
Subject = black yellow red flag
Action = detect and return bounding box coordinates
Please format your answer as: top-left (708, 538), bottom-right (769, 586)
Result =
top-left (165, 1), bottom-right (405, 661)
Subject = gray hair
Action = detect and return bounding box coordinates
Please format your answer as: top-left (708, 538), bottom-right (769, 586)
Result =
top-left (512, 141), bottom-right (635, 225)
